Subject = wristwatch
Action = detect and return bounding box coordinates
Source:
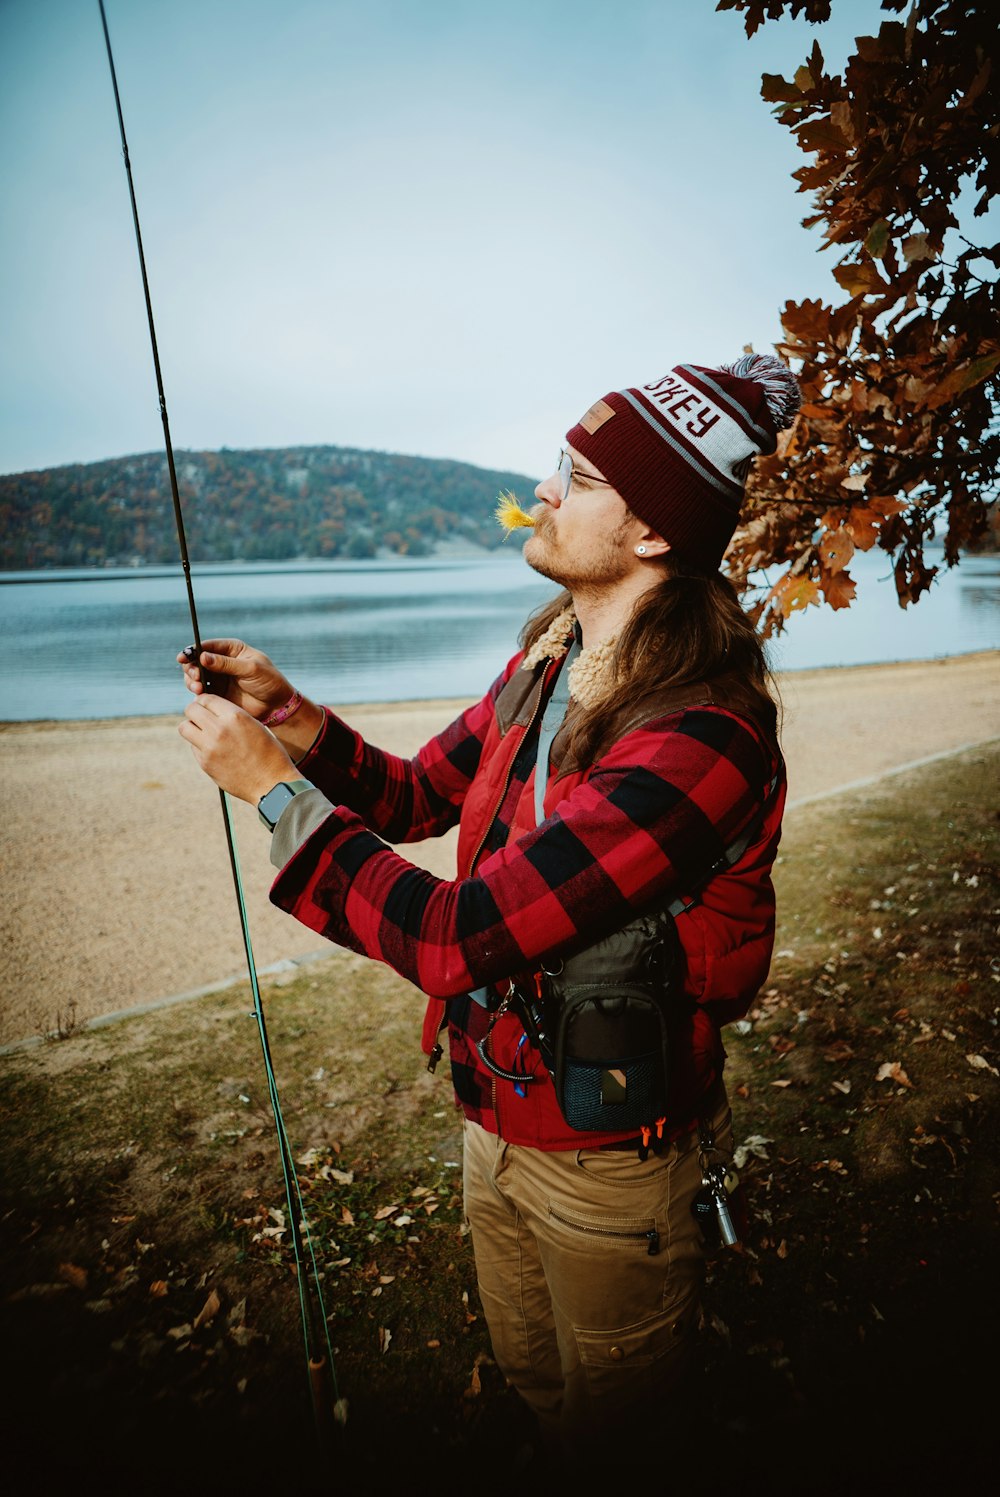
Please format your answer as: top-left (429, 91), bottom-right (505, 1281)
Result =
top-left (257, 778), bottom-right (313, 831)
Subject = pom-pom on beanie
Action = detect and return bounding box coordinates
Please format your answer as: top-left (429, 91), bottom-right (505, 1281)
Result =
top-left (565, 353), bottom-right (801, 572)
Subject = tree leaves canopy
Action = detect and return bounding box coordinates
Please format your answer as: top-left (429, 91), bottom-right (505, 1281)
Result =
top-left (717, 0), bottom-right (999, 632)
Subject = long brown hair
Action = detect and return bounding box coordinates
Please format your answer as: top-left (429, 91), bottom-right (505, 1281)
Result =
top-left (520, 557), bottom-right (780, 764)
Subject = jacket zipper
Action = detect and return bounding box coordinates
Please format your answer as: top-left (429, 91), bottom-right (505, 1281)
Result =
top-left (548, 1206), bottom-right (661, 1256)
top-left (467, 670), bottom-right (549, 1135)
top-left (465, 669), bottom-right (549, 880)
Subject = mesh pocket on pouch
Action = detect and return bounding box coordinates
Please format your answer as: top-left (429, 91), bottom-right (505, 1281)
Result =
top-left (560, 1051), bottom-right (664, 1133)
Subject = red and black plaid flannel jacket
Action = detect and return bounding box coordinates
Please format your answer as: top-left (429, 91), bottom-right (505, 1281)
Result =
top-left (270, 648), bottom-right (785, 1148)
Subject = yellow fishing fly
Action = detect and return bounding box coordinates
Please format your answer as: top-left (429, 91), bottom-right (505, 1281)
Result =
top-left (495, 489), bottom-right (536, 537)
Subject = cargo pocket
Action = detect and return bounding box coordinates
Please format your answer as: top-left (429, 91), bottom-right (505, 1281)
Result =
top-left (573, 1293), bottom-right (699, 1420)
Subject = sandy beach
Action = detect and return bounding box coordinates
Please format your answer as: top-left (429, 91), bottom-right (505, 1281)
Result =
top-left (2, 649), bottom-right (998, 1047)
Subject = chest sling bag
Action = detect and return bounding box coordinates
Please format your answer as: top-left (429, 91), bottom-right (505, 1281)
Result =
top-left (476, 645), bottom-right (780, 1137)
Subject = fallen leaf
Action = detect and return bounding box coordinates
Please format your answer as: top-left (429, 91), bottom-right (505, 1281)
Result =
top-left (373, 1205), bottom-right (399, 1221)
top-left (148, 1280), bottom-right (169, 1298)
top-left (966, 1054), bottom-right (999, 1077)
top-left (320, 1167), bottom-right (354, 1186)
top-left (734, 1135), bottom-right (773, 1169)
top-left (333, 1399), bottom-right (349, 1427)
top-left (705, 1311), bottom-right (732, 1344)
top-left (57, 1262), bottom-right (88, 1291)
top-left (875, 1062), bottom-right (914, 1088)
top-left (340, 1206), bottom-right (355, 1226)
top-left (229, 1324), bottom-right (260, 1348)
top-left (253, 1225), bottom-right (286, 1242)
top-left (378, 1326), bottom-right (392, 1354)
top-left (193, 1288), bottom-right (221, 1329)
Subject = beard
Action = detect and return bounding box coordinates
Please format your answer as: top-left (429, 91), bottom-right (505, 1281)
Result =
top-left (523, 511), bottom-right (635, 592)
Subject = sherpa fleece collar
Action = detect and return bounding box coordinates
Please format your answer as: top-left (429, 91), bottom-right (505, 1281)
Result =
top-left (519, 608), bottom-right (619, 711)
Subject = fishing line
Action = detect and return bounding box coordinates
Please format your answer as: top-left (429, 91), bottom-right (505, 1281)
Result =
top-left (96, 0), bottom-right (339, 1439)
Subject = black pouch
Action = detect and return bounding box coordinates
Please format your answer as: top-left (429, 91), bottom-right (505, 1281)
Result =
top-left (542, 911), bottom-right (685, 1133)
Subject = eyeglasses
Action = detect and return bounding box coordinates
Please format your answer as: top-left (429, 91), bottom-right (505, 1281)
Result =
top-left (557, 448), bottom-right (614, 502)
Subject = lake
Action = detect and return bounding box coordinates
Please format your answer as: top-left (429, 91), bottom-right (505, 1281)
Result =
top-left (0, 550), bottom-right (997, 722)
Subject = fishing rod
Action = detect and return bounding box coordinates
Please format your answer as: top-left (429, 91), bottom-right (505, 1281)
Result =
top-left (96, 0), bottom-right (340, 1446)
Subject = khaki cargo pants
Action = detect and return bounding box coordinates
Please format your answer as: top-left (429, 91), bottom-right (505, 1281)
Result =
top-left (463, 1088), bottom-right (731, 1459)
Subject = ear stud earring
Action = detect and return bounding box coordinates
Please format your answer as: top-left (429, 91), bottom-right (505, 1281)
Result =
top-left (636, 545), bottom-right (648, 555)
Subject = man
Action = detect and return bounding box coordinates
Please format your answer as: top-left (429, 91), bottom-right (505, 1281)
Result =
top-left (178, 352), bottom-right (799, 1462)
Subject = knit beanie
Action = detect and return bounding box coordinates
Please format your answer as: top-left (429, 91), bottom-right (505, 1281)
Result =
top-left (565, 353), bottom-right (801, 572)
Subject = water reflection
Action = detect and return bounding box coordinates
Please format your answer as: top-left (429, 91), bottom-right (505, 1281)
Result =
top-left (0, 558), bottom-right (553, 719)
top-left (961, 582), bottom-right (1000, 616)
top-left (764, 551), bottom-right (999, 674)
top-left (0, 551), bottom-right (996, 722)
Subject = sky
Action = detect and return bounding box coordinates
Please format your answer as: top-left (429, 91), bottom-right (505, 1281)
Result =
top-left (1, 0), bottom-right (892, 481)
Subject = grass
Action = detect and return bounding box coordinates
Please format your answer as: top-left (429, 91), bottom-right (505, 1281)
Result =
top-left (1, 743), bottom-right (997, 1494)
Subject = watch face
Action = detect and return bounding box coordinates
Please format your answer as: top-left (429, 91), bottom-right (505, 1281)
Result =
top-left (258, 779), bottom-right (311, 830)
top-left (258, 782), bottom-right (296, 829)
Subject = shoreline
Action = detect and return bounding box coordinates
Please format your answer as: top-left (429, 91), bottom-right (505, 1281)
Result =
top-left (2, 648), bottom-right (998, 732)
top-left (2, 650), bottom-right (998, 1047)
top-left (3, 546), bottom-right (997, 578)
top-left (0, 695), bottom-right (479, 733)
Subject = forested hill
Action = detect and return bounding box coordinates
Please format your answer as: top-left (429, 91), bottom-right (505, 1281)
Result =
top-left (0, 444), bottom-right (539, 569)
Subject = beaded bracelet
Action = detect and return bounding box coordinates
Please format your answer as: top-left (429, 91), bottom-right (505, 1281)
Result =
top-left (262, 688), bottom-right (304, 727)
